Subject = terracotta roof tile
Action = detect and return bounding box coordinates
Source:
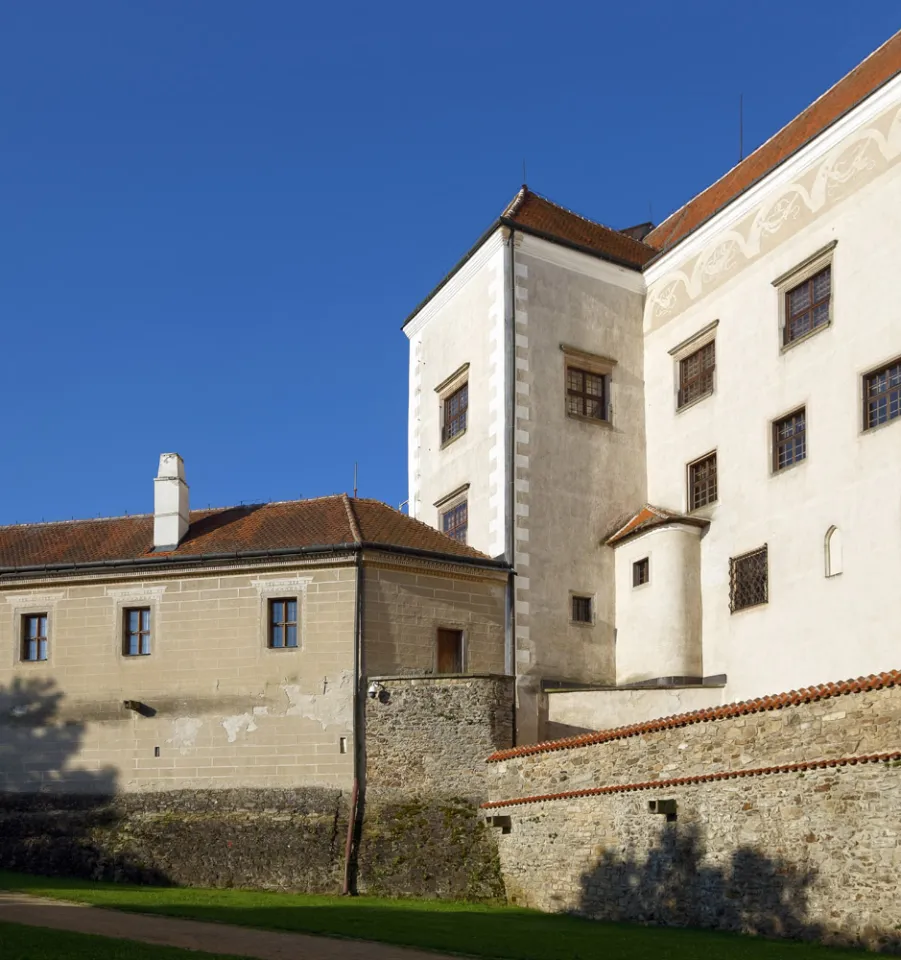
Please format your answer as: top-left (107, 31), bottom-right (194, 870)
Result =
top-left (645, 31), bottom-right (901, 253)
top-left (482, 751), bottom-right (901, 809)
top-left (604, 503), bottom-right (708, 546)
top-left (0, 495), bottom-right (495, 573)
top-left (486, 669), bottom-right (901, 763)
top-left (502, 189), bottom-right (657, 269)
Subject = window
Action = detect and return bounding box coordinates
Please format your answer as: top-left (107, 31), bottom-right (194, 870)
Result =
top-left (269, 598), bottom-right (298, 649)
top-left (22, 614), bottom-right (48, 662)
top-left (123, 607), bottom-right (151, 656)
top-left (441, 500), bottom-right (468, 544)
top-left (863, 358), bottom-right (901, 430)
top-left (784, 265), bottom-right (831, 345)
top-left (566, 367), bottom-right (608, 421)
top-left (678, 341), bottom-right (715, 409)
top-left (571, 595), bottom-right (593, 623)
top-left (825, 526), bottom-right (843, 578)
top-left (633, 558), bottom-right (650, 587)
top-left (688, 452), bottom-right (717, 510)
top-left (442, 383), bottom-right (468, 444)
top-left (436, 628), bottom-right (463, 674)
top-left (773, 408), bottom-right (807, 471)
top-left (729, 545), bottom-right (768, 613)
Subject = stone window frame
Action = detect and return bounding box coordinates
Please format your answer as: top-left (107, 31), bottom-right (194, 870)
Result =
top-left (251, 577), bottom-right (313, 656)
top-left (772, 240), bottom-right (837, 352)
top-left (435, 484), bottom-right (469, 546)
top-left (632, 557), bottom-right (651, 589)
top-left (5, 592), bottom-right (64, 668)
top-left (560, 344), bottom-right (616, 428)
top-left (770, 405), bottom-right (808, 475)
top-left (686, 449), bottom-right (718, 513)
top-left (106, 587), bottom-right (167, 662)
top-left (669, 319), bottom-right (718, 414)
top-left (860, 353), bottom-right (901, 434)
top-left (569, 592), bottom-right (595, 626)
top-left (435, 363), bottom-right (470, 450)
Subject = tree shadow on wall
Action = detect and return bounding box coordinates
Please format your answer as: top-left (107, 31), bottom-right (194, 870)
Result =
top-left (577, 822), bottom-right (824, 944)
top-left (0, 676), bottom-right (168, 883)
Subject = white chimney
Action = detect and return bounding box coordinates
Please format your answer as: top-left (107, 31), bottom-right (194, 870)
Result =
top-left (153, 453), bottom-right (190, 550)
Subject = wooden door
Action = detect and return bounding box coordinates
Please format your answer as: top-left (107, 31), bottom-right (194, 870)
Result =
top-left (436, 629), bottom-right (463, 674)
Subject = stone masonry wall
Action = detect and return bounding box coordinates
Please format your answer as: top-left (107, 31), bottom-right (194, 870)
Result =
top-left (487, 677), bottom-right (901, 950)
top-left (359, 675), bottom-right (515, 900)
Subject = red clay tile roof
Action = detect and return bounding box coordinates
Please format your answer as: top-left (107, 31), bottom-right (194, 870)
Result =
top-left (604, 503), bottom-right (708, 546)
top-left (645, 30), bottom-right (901, 254)
top-left (0, 495), bottom-right (496, 572)
top-left (482, 751), bottom-right (901, 809)
top-left (502, 188), bottom-right (657, 269)
top-left (486, 669), bottom-right (901, 763)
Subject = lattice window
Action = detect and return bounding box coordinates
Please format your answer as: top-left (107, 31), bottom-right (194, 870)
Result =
top-left (123, 607), bottom-right (151, 656)
top-left (784, 266), bottom-right (831, 345)
top-left (773, 408), bottom-right (806, 471)
top-left (442, 383), bottom-right (468, 443)
top-left (22, 614), bottom-right (48, 662)
top-left (632, 558), bottom-right (650, 587)
top-left (688, 452), bottom-right (717, 510)
top-left (729, 545), bottom-right (768, 613)
top-left (864, 358), bottom-right (901, 430)
top-left (441, 500), bottom-right (468, 544)
top-left (269, 598), bottom-right (298, 648)
top-left (678, 341), bottom-right (715, 408)
top-left (571, 595), bottom-right (593, 623)
top-left (566, 367), bottom-right (608, 421)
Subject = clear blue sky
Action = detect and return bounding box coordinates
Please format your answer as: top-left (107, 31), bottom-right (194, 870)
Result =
top-left (1, 3), bottom-right (898, 524)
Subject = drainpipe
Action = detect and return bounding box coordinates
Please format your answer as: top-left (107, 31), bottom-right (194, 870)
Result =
top-left (342, 547), bottom-right (364, 895)
top-left (503, 228), bottom-right (518, 741)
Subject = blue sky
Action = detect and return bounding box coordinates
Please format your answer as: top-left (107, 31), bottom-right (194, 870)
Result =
top-left (1, 2), bottom-right (897, 525)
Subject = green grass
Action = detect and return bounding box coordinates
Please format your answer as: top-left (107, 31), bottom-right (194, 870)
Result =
top-left (0, 872), bottom-right (872, 960)
top-left (1, 922), bottom-right (250, 960)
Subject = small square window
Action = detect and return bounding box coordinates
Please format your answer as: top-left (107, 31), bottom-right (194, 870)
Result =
top-left (22, 614), bottom-right (48, 662)
top-left (863, 357), bottom-right (901, 430)
top-left (784, 265), bottom-right (831, 345)
top-left (123, 607), bottom-right (152, 656)
top-left (773, 408), bottom-right (806, 472)
top-left (437, 628), bottom-right (463, 674)
top-left (442, 383), bottom-right (468, 444)
top-left (441, 500), bottom-right (468, 544)
top-left (566, 367), bottom-right (608, 421)
top-left (678, 341), bottom-right (715, 409)
top-left (269, 598), bottom-right (298, 649)
top-left (633, 558), bottom-right (650, 587)
top-left (688, 452), bottom-right (718, 511)
top-left (571, 595), bottom-right (593, 623)
top-left (729, 545), bottom-right (768, 613)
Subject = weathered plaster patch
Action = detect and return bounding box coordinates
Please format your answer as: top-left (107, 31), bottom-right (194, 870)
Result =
top-left (222, 713), bottom-right (258, 743)
top-left (167, 717), bottom-right (203, 755)
top-left (283, 671), bottom-right (353, 729)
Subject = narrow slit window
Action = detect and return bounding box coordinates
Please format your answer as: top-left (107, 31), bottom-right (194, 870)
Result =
top-left (437, 628), bottom-right (463, 674)
top-left (784, 266), bottom-right (831, 345)
top-left (773, 408), bottom-right (807, 471)
top-left (566, 367), bottom-right (608, 421)
top-left (123, 607), bottom-right (152, 656)
top-left (863, 358), bottom-right (901, 430)
top-left (442, 383), bottom-right (468, 443)
top-left (678, 341), bottom-right (715, 408)
top-left (22, 614), bottom-right (48, 662)
top-left (269, 598), bottom-right (299, 649)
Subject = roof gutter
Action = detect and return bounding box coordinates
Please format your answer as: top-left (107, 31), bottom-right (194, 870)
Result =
top-left (0, 541), bottom-right (511, 579)
top-left (498, 218), bottom-right (648, 273)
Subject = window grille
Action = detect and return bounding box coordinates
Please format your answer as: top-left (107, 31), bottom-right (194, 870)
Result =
top-left (22, 614), bottom-right (48, 662)
top-left (784, 266), bottom-right (831, 345)
top-left (571, 595), bottom-right (593, 623)
top-left (864, 358), bottom-right (901, 430)
top-left (442, 383), bottom-right (468, 443)
top-left (269, 599), bottom-right (298, 648)
top-left (773, 408), bottom-right (806, 471)
top-left (729, 545), bottom-right (768, 613)
top-left (124, 607), bottom-right (151, 656)
top-left (441, 500), bottom-right (468, 544)
top-left (566, 367), bottom-right (608, 421)
top-left (688, 452), bottom-right (718, 510)
top-left (633, 558), bottom-right (650, 587)
top-left (678, 341), bottom-right (715, 408)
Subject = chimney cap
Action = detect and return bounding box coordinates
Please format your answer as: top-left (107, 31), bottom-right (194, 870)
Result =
top-left (156, 453), bottom-right (185, 481)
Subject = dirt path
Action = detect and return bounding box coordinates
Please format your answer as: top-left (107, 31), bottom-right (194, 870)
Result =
top-left (0, 891), bottom-right (458, 960)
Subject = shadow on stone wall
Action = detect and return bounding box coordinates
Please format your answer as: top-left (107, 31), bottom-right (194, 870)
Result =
top-left (0, 676), bottom-right (168, 883)
top-left (577, 823), bottom-right (823, 943)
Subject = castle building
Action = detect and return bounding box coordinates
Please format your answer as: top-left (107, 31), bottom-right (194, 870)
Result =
top-left (404, 31), bottom-right (901, 741)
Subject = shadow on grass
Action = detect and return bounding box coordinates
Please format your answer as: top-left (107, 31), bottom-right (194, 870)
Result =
top-left (0, 872), bottom-right (876, 960)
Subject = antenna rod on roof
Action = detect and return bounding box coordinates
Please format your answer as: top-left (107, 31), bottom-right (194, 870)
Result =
top-left (353, 462), bottom-right (358, 499)
top-left (739, 93), bottom-right (744, 162)
top-left (522, 159), bottom-right (527, 187)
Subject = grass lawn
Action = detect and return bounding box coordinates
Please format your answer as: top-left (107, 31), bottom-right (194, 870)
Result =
top-left (1, 921), bottom-right (249, 960)
top-left (0, 872), bottom-right (872, 960)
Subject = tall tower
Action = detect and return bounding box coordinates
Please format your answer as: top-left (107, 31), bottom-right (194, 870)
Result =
top-left (404, 188), bottom-right (653, 742)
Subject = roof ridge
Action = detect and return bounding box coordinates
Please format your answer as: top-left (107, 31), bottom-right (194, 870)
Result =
top-left (341, 494), bottom-right (363, 544)
top-left (486, 668), bottom-right (901, 762)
